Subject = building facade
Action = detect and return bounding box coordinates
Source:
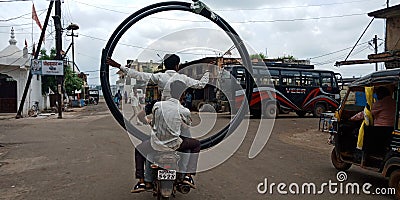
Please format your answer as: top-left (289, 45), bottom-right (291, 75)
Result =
top-left (0, 28), bottom-right (42, 114)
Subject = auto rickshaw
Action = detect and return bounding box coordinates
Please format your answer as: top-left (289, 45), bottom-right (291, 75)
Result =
top-left (88, 89), bottom-right (100, 105)
top-left (329, 68), bottom-right (400, 198)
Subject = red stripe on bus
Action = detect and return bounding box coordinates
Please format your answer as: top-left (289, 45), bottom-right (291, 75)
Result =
top-left (302, 88), bottom-right (319, 106)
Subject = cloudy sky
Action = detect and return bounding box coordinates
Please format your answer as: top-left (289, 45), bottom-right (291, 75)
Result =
top-left (0, 0), bottom-right (399, 85)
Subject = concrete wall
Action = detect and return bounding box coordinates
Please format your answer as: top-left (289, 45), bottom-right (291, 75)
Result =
top-left (0, 66), bottom-right (44, 116)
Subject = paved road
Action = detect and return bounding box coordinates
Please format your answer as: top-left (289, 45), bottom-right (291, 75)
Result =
top-left (0, 101), bottom-right (395, 200)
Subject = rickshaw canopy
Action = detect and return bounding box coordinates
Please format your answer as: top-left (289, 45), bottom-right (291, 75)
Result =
top-left (350, 68), bottom-right (400, 87)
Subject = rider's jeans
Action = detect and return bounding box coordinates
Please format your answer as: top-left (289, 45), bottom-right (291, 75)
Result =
top-left (135, 137), bottom-right (200, 179)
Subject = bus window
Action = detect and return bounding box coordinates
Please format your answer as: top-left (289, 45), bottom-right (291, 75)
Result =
top-left (302, 72), bottom-right (320, 87)
top-left (258, 69), bottom-right (269, 86)
top-left (321, 73), bottom-right (333, 88)
top-left (269, 69), bottom-right (280, 86)
top-left (281, 70), bottom-right (301, 86)
top-left (332, 74), bottom-right (338, 88)
top-left (236, 68), bottom-right (246, 85)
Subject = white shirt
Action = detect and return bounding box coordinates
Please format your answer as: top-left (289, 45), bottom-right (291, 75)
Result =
top-left (131, 95), bottom-right (139, 107)
top-left (150, 98), bottom-right (191, 151)
top-left (120, 67), bottom-right (209, 99)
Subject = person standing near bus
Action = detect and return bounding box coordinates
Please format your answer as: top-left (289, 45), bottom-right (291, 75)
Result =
top-left (185, 91), bottom-right (193, 110)
top-left (114, 90), bottom-right (122, 109)
top-left (129, 91), bottom-right (141, 125)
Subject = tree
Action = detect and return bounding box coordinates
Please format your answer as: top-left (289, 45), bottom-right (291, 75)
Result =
top-left (277, 55), bottom-right (297, 61)
top-left (250, 53), bottom-right (266, 60)
top-left (64, 65), bottom-right (83, 95)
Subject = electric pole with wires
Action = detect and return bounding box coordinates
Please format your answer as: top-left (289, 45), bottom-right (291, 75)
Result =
top-left (53, 0), bottom-right (63, 119)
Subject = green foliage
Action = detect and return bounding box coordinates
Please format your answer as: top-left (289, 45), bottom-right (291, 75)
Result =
top-left (39, 48), bottom-right (83, 96)
top-left (277, 55), bottom-right (297, 61)
top-left (250, 53), bottom-right (266, 60)
top-left (64, 65), bottom-right (83, 95)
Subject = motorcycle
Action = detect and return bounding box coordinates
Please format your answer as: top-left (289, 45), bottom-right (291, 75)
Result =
top-left (145, 152), bottom-right (191, 199)
top-left (89, 97), bottom-right (98, 105)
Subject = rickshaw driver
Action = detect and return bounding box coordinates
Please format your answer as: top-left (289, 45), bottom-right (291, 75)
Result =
top-left (349, 86), bottom-right (396, 159)
top-left (350, 86), bottom-right (396, 127)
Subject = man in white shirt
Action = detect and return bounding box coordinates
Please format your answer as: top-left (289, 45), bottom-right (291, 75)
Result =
top-left (128, 90), bottom-right (141, 124)
top-left (131, 80), bottom-right (200, 193)
top-left (106, 54), bottom-right (209, 100)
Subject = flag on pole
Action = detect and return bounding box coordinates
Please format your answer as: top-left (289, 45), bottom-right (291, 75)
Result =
top-left (32, 4), bottom-right (42, 30)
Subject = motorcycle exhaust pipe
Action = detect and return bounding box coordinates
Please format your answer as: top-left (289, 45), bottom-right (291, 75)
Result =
top-left (177, 184), bottom-right (190, 194)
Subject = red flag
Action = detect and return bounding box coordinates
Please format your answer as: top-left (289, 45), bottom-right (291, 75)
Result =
top-left (32, 4), bottom-right (42, 30)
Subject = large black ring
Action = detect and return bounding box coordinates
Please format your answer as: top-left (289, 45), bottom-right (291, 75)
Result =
top-left (100, 1), bottom-right (254, 149)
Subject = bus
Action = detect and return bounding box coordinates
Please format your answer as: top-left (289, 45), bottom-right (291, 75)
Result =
top-left (219, 64), bottom-right (342, 118)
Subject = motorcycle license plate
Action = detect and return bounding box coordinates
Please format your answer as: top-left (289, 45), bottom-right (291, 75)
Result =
top-left (157, 170), bottom-right (176, 180)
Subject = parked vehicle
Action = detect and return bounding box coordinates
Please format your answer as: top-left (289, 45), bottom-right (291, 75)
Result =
top-left (328, 68), bottom-right (400, 199)
top-left (88, 89), bottom-right (99, 105)
top-left (219, 64), bottom-right (342, 118)
top-left (145, 152), bottom-right (192, 199)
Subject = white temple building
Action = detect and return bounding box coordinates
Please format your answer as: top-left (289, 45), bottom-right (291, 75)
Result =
top-left (0, 28), bottom-right (43, 114)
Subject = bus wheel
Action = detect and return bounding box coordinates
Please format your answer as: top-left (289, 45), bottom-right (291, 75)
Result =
top-left (263, 103), bottom-right (277, 119)
top-left (295, 111), bottom-right (306, 117)
top-left (313, 104), bottom-right (326, 117)
top-left (331, 148), bottom-right (351, 171)
top-left (389, 169), bottom-right (400, 199)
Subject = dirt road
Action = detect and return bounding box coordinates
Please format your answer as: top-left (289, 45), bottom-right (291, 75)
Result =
top-left (0, 101), bottom-right (394, 200)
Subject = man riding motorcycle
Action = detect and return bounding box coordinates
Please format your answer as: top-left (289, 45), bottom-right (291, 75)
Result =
top-left (106, 55), bottom-right (207, 192)
top-left (132, 80), bottom-right (200, 193)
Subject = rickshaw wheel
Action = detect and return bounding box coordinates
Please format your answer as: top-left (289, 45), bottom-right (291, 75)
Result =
top-left (389, 169), bottom-right (400, 199)
top-left (331, 148), bottom-right (351, 171)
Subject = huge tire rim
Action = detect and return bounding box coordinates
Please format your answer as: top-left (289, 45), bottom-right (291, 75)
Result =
top-left (99, 1), bottom-right (254, 150)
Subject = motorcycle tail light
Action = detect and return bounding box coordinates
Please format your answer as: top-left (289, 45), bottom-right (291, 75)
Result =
top-left (150, 164), bottom-right (159, 169)
top-left (164, 165), bottom-right (171, 169)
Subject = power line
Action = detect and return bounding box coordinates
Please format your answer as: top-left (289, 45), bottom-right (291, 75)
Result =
top-left (72, 0), bottom-right (370, 23)
top-left (0, 22), bottom-right (31, 27)
top-left (0, 50), bottom-right (22, 58)
top-left (0, 0), bottom-right (31, 2)
top-left (216, 0), bottom-right (379, 11)
top-left (314, 44), bottom-right (371, 66)
top-left (231, 13), bottom-right (367, 24)
top-left (79, 33), bottom-right (219, 56)
top-left (309, 41), bottom-right (370, 60)
top-left (0, 8), bottom-right (47, 22)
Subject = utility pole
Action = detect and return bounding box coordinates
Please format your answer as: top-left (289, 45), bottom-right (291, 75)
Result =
top-left (16, 1), bottom-right (54, 119)
top-left (66, 23), bottom-right (79, 73)
top-left (373, 35), bottom-right (378, 71)
top-left (53, 0), bottom-right (63, 119)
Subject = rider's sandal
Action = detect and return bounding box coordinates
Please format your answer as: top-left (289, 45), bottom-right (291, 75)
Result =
top-left (131, 182), bottom-right (146, 193)
top-left (183, 176), bottom-right (196, 189)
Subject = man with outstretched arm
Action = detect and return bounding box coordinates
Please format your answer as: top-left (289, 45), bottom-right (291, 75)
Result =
top-left (106, 54), bottom-right (209, 100)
